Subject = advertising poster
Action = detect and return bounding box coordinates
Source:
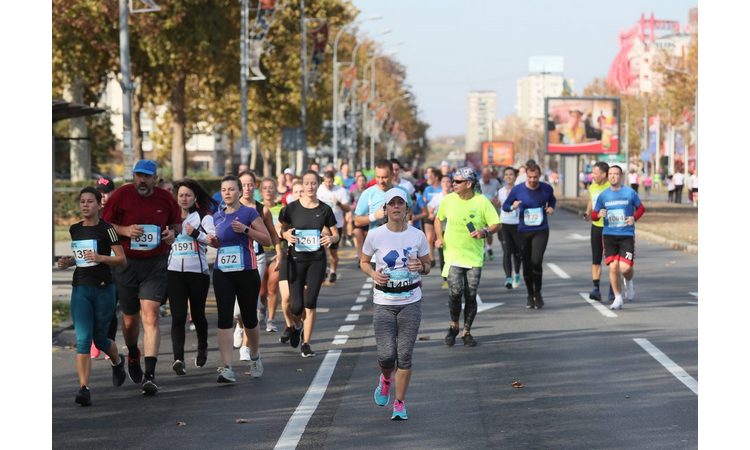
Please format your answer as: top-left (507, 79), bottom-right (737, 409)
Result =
top-left (481, 141), bottom-right (514, 166)
top-left (546, 97), bottom-right (620, 154)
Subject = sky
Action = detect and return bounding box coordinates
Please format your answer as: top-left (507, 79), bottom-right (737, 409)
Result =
top-left (352, 0), bottom-right (697, 138)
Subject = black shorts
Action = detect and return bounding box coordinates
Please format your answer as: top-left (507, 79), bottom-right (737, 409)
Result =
top-left (603, 235), bottom-right (635, 267)
top-left (112, 254), bottom-right (169, 315)
top-left (328, 227), bottom-right (344, 250)
top-left (591, 225), bottom-right (604, 265)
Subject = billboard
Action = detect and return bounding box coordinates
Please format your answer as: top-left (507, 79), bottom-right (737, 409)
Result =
top-left (481, 141), bottom-right (514, 166)
top-left (545, 97), bottom-right (620, 155)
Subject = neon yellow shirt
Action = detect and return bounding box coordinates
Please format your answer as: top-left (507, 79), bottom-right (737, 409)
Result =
top-left (588, 181), bottom-right (611, 227)
top-left (437, 192), bottom-right (500, 276)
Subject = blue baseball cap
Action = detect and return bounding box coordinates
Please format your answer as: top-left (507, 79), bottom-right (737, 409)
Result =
top-left (133, 159), bottom-right (157, 176)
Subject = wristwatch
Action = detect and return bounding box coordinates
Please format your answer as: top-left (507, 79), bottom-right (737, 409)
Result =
top-left (482, 227), bottom-right (489, 237)
top-left (243, 226), bottom-right (250, 235)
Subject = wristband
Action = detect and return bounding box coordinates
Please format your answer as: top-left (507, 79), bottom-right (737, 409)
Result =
top-left (482, 227), bottom-right (489, 237)
top-left (368, 213), bottom-right (377, 223)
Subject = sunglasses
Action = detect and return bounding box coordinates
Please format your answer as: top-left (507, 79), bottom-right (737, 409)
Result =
top-left (452, 179), bottom-right (468, 184)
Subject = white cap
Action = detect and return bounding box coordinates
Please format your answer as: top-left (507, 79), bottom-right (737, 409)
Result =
top-left (383, 187), bottom-right (408, 205)
top-left (283, 168), bottom-right (293, 175)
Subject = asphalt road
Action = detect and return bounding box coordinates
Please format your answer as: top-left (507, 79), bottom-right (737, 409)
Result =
top-left (51, 208), bottom-right (698, 449)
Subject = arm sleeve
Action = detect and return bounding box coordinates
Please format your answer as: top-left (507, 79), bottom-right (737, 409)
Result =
top-left (436, 196), bottom-right (448, 221)
top-left (547, 185), bottom-right (557, 209)
top-left (362, 230), bottom-right (375, 257)
top-left (325, 206), bottom-right (337, 228)
top-left (197, 215), bottom-right (216, 243)
top-left (354, 190), bottom-right (369, 216)
top-left (105, 224), bottom-right (119, 245)
top-left (484, 197), bottom-right (500, 226)
top-left (418, 231), bottom-right (430, 257)
top-left (634, 203), bottom-right (646, 221)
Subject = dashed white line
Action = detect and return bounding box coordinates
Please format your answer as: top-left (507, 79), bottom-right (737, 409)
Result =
top-left (345, 314), bottom-right (359, 322)
top-left (689, 292), bottom-right (698, 297)
top-left (579, 292), bottom-right (618, 318)
top-left (568, 233), bottom-right (588, 241)
top-left (331, 335), bottom-right (349, 345)
top-left (274, 350), bottom-right (342, 450)
top-left (359, 290), bottom-right (370, 296)
top-left (546, 263), bottom-right (571, 279)
top-left (355, 296), bottom-right (368, 303)
top-left (338, 325), bottom-right (355, 332)
top-left (350, 305), bottom-right (363, 311)
top-left (363, 283), bottom-right (373, 289)
top-left (366, 277), bottom-right (373, 282)
top-left (633, 338), bottom-right (698, 395)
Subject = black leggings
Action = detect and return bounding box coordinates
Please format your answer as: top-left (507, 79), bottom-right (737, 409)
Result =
top-left (212, 269), bottom-right (260, 330)
top-left (168, 271), bottom-right (210, 361)
top-left (287, 258), bottom-right (327, 316)
top-left (500, 224), bottom-right (522, 277)
top-left (590, 225), bottom-right (604, 265)
top-left (519, 229), bottom-right (550, 296)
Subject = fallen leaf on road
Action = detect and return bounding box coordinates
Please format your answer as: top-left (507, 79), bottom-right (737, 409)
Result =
top-left (418, 336), bottom-right (430, 341)
top-left (176, 422), bottom-right (187, 426)
top-left (511, 380), bottom-right (525, 388)
top-left (236, 418), bottom-right (249, 424)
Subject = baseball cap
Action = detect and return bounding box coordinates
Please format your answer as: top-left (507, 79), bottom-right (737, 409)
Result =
top-left (133, 159), bottom-right (157, 176)
top-left (453, 167), bottom-right (477, 183)
top-left (383, 188), bottom-right (408, 205)
top-left (95, 176), bottom-right (115, 193)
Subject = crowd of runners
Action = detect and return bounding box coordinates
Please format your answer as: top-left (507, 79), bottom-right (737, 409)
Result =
top-left (59, 157), bottom-right (644, 420)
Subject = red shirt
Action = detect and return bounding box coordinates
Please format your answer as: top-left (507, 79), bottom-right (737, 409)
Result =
top-left (102, 184), bottom-right (181, 259)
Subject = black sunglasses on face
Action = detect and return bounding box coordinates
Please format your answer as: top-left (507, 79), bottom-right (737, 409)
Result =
top-left (452, 179), bottom-right (468, 184)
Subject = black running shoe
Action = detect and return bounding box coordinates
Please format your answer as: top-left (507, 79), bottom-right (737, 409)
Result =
top-left (75, 386), bottom-right (91, 406)
top-left (462, 333), bottom-right (477, 347)
top-left (526, 295), bottom-right (535, 309)
top-left (195, 344), bottom-right (208, 368)
top-left (290, 325), bottom-right (303, 349)
top-left (141, 375), bottom-right (159, 396)
top-left (300, 343), bottom-right (316, 358)
top-left (127, 348), bottom-right (143, 384)
top-left (328, 272), bottom-right (337, 283)
top-left (534, 294), bottom-right (544, 309)
top-left (444, 327), bottom-right (459, 346)
top-left (112, 354), bottom-right (127, 387)
top-left (172, 360), bottom-right (186, 376)
top-left (279, 327), bottom-right (291, 344)
top-left (589, 288), bottom-right (602, 301)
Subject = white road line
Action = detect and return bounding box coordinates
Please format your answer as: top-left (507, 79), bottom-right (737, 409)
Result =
top-left (355, 296), bottom-right (367, 303)
top-left (331, 335), bottom-right (349, 345)
top-left (475, 294), bottom-right (503, 313)
top-left (687, 302), bottom-right (698, 305)
top-left (689, 292), bottom-right (698, 297)
top-left (363, 283), bottom-right (373, 289)
top-left (350, 305), bottom-right (363, 311)
top-left (568, 233), bottom-right (588, 241)
top-left (345, 314), bottom-right (359, 322)
top-left (633, 338), bottom-right (698, 396)
top-left (359, 290), bottom-right (369, 296)
top-left (338, 325), bottom-right (355, 332)
top-left (274, 350), bottom-right (342, 450)
top-left (366, 277), bottom-right (373, 282)
top-left (579, 293), bottom-right (618, 318)
top-left (546, 263), bottom-right (571, 279)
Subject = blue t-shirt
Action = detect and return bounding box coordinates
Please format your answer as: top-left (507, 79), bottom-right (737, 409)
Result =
top-left (411, 195), bottom-right (427, 231)
top-left (342, 176), bottom-right (355, 190)
top-left (593, 186), bottom-right (641, 237)
top-left (502, 183), bottom-right (557, 233)
top-left (354, 185), bottom-right (412, 230)
top-left (213, 205), bottom-right (260, 271)
top-left (423, 185), bottom-right (441, 205)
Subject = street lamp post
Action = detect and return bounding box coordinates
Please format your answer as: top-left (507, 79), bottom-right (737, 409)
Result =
top-left (368, 49), bottom-right (398, 169)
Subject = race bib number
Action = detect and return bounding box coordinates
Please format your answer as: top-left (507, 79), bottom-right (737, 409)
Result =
top-left (172, 234), bottom-right (198, 258)
top-left (382, 267), bottom-right (415, 300)
top-left (501, 208), bottom-right (519, 223)
top-left (606, 209), bottom-right (627, 228)
top-left (71, 239), bottom-right (98, 267)
top-left (217, 246), bottom-right (244, 272)
top-left (131, 224), bottom-right (160, 251)
top-left (295, 229), bottom-right (321, 252)
top-left (524, 207), bottom-right (543, 226)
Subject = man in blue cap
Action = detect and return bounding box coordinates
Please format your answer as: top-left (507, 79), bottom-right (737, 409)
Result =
top-left (102, 160), bottom-right (181, 395)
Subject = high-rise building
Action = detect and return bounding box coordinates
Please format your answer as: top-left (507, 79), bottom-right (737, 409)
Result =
top-left (465, 91), bottom-right (496, 155)
top-left (516, 73), bottom-right (574, 122)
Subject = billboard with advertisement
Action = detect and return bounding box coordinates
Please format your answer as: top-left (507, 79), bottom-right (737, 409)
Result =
top-left (545, 97), bottom-right (620, 154)
top-left (481, 141), bottom-right (514, 166)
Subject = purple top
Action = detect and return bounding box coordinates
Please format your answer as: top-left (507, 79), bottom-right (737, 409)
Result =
top-left (213, 205), bottom-right (261, 271)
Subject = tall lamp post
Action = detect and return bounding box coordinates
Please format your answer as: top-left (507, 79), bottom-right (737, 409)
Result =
top-left (368, 49), bottom-right (399, 169)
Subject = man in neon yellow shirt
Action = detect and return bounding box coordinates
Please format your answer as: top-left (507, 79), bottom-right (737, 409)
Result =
top-left (435, 167), bottom-right (500, 347)
top-left (583, 161), bottom-right (613, 302)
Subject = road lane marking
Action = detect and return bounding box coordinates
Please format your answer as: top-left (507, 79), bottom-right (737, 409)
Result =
top-left (359, 290), bottom-right (370, 296)
top-left (568, 233), bottom-right (588, 240)
top-left (355, 296), bottom-right (368, 303)
top-left (363, 283), bottom-right (373, 289)
top-left (476, 294), bottom-right (503, 313)
top-left (633, 338), bottom-right (698, 395)
top-left (579, 293), bottom-right (618, 318)
top-left (366, 277), bottom-right (373, 282)
top-left (345, 314), bottom-right (359, 321)
top-left (689, 292), bottom-right (698, 297)
top-left (351, 305), bottom-right (363, 311)
top-left (687, 302), bottom-right (698, 305)
top-left (547, 263), bottom-right (571, 279)
top-left (331, 335), bottom-right (349, 345)
top-left (338, 325), bottom-right (355, 332)
top-left (275, 350), bottom-right (342, 450)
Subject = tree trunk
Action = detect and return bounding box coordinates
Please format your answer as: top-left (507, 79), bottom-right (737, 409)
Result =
top-left (225, 128), bottom-right (235, 175)
top-left (132, 76), bottom-right (144, 160)
top-left (249, 135), bottom-right (258, 172)
top-left (64, 78), bottom-right (91, 182)
top-left (262, 142), bottom-right (273, 177)
top-left (170, 74), bottom-right (187, 180)
top-left (275, 139), bottom-right (283, 175)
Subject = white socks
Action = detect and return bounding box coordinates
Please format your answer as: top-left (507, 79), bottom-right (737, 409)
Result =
top-left (610, 295), bottom-right (623, 310)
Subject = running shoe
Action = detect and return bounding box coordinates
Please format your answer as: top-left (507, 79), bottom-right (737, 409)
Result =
top-left (159, 304), bottom-right (168, 317)
top-left (487, 249), bottom-right (494, 260)
top-left (112, 354), bottom-right (127, 387)
top-left (249, 356), bottom-right (264, 378)
top-left (280, 326), bottom-right (291, 344)
top-left (534, 294), bottom-right (544, 309)
top-left (195, 344), bottom-right (208, 368)
top-left (233, 323), bottom-right (244, 349)
top-left (589, 287), bottom-right (602, 301)
top-left (329, 272), bottom-right (338, 283)
top-left (141, 375), bottom-right (159, 396)
top-left (505, 277), bottom-right (513, 289)
top-left (391, 400), bottom-right (408, 420)
top-left (625, 279), bottom-right (635, 302)
top-left (217, 366), bottom-right (236, 383)
top-left (290, 324), bottom-right (303, 349)
top-left (608, 285), bottom-right (615, 302)
top-left (512, 274), bottom-right (521, 289)
top-left (172, 360), bottom-right (186, 376)
top-left (441, 281), bottom-right (449, 290)
top-left (526, 295), bottom-right (534, 309)
top-left (90, 341), bottom-right (102, 359)
top-left (257, 305), bottom-right (267, 322)
top-left (374, 374), bottom-right (391, 406)
top-left (127, 348), bottom-right (143, 384)
top-left (300, 343), bottom-right (316, 358)
top-left (240, 346), bottom-right (251, 361)
top-left (610, 296), bottom-right (623, 310)
top-left (266, 319), bottom-right (278, 332)
top-left (444, 327), bottom-right (459, 346)
top-left (188, 320), bottom-right (196, 331)
top-left (462, 333), bottom-right (477, 347)
top-left (430, 260), bottom-right (436, 268)
top-left (75, 385), bottom-right (91, 406)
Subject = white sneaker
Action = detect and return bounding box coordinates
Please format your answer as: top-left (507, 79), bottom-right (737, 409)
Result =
top-left (233, 324), bottom-right (244, 349)
top-left (610, 296), bottom-right (623, 310)
top-left (217, 366), bottom-right (236, 383)
top-left (266, 319), bottom-right (278, 332)
top-left (249, 356), bottom-right (264, 378)
top-left (625, 279), bottom-right (635, 302)
top-left (239, 346), bottom-right (251, 361)
top-left (512, 273), bottom-right (521, 289)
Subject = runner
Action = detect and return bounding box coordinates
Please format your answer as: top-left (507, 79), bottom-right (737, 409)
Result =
top-left (348, 173), bottom-right (368, 253)
top-left (354, 159), bottom-right (411, 231)
top-left (422, 167), bottom-right (442, 268)
top-left (427, 173), bottom-right (452, 289)
top-left (57, 187), bottom-right (127, 406)
top-left (206, 175), bottom-right (271, 382)
top-left (391, 158), bottom-right (416, 198)
top-left (260, 177), bottom-right (284, 332)
top-left (317, 170), bottom-right (351, 284)
top-left (92, 176), bottom-right (118, 359)
top-left (502, 163), bottom-right (556, 310)
top-left (479, 167), bottom-right (501, 260)
top-left (359, 188), bottom-right (432, 420)
top-left (582, 161), bottom-right (615, 303)
top-left (434, 167), bottom-right (500, 346)
top-left (167, 179), bottom-right (218, 375)
top-left (102, 160), bottom-right (181, 395)
top-left (591, 165), bottom-right (646, 310)
top-left (496, 166), bottom-right (522, 289)
top-left (278, 180), bottom-right (303, 345)
top-left (279, 170), bottom-right (339, 357)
